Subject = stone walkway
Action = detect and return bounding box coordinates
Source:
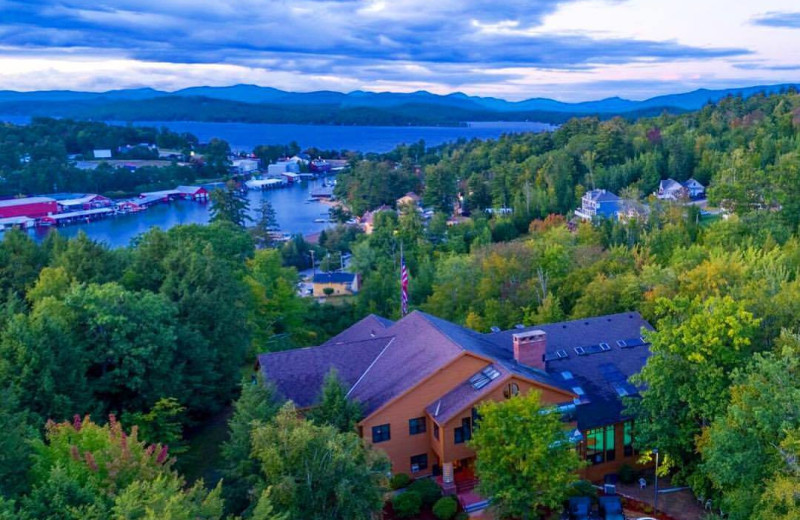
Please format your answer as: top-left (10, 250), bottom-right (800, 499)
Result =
top-left (616, 477), bottom-right (706, 520)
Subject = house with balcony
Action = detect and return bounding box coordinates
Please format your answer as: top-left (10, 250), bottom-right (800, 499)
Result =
top-left (257, 310), bottom-right (652, 511)
top-left (574, 189), bottom-right (623, 221)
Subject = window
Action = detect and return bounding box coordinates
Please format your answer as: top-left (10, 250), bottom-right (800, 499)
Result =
top-left (409, 417), bottom-right (426, 435)
top-left (503, 382), bottom-right (519, 398)
top-left (410, 453), bottom-right (428, 472)
top-left (433, 423), bottom-right (439, 440)
top-left (585, 425), bottom-right (615, 464)
top-left (624, 421), bottom-right (634, 457)
top-left (605, 425), bottom-right (616, 461)
top-left (454, 417), bottom-right (472, 444)
top-left (585, 427), bottom-right (604, 465)
top-left (372, 424), bottom-right (390, 444)
top-left (471, 407), bottom-right (482, 429)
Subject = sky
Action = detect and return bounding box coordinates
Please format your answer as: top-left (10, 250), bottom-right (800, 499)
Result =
top-left (1, 0), bottom-right (799, 101)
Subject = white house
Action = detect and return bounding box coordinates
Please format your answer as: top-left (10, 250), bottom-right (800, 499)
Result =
top-left (267, 161), bottom-right (301, 176)
top-left (232, 158), bottom-right (259, 173)
top-left (682, 178), bottom-right (705, 198)
top-left (93, 149), bottom-right (112, 159)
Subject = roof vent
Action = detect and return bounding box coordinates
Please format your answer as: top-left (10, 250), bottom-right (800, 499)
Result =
top-left (490, 326), bottom-right (501, 333)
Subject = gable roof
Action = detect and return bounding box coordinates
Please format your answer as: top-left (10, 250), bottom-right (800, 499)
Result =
top-left (322, 314), bottom-right (393, 346)
top-left (659, 178), bottom-right (685, 192)
top-left (257, 336), bottom-right (392, 408)
top-left (0, 197), bottom-right (56, 208)
top-left (257, 310), bottom-right (654, 430)
top-left (585, 189), bottom-right (621, 203)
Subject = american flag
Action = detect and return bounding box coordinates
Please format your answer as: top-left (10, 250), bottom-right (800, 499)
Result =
top-left (401, 253), bottom-right (409, 316)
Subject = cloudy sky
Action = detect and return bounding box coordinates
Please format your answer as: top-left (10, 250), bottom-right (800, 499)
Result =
top-left (1, 0), bottom-right (800, 101)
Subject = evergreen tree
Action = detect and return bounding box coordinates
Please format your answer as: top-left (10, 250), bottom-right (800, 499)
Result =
top-left (210, 182), bottom-right (250, 228)
top-left (308, 368), bottom-right (362, 433)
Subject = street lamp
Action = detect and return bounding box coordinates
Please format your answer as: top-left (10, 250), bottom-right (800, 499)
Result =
top-left (653, 448), bottom-right (659, 513)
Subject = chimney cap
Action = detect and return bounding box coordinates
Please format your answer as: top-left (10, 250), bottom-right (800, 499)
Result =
top-left (512, 329), bottom-right (546, 340)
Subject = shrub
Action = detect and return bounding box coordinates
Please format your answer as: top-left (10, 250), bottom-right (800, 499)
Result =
top-left (392, 490), bottom-right (422, 519)
top-left (566, 479), bottom-right (598, 499)
top-left (432, 496), bottom-right (459, 520)
top-left (455, 513), bottom-right (469, 520)
top-left (390, 473), bottom-right (412, 490)
top-left (618, 463), bottom-right (637, 484)
top-left (408, 477), bottom-right (442, 506)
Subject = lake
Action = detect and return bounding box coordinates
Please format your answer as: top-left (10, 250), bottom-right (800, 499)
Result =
top-left (29, 179), bottom-right (335, 248)
top-left (4, 119), bottom-right (554, 247)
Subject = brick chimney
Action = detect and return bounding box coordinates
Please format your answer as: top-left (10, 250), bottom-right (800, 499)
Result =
top-left (512, 330), bottom-right (547, 370)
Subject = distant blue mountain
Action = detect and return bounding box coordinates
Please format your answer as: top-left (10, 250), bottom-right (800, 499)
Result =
top-left (0, 83), bottom-right (796, 125)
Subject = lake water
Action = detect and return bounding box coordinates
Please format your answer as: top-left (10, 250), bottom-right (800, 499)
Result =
top-left (3, 118), bottom-right (554, 247)
top-left (29, 179), bottom-right (335, 248)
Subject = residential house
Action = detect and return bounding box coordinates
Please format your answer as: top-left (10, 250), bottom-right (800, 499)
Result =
top-left (682, 178), bottom-right (705, 198)
top-left (397, 192), bottom-right (421, 207)
top-left (231, 158), bottom-right (259, 174)
top-left (616, 199), bottom-right (650, 222)
top-left (359, 205), bottom-right (393, 234)
top-left (656, 179), bottom-right (688, 200)
top-left (312, 272), bottom-right (359, 297)
top-left (257, 311), bottom-right (653, 499)
top-left (574, 189), bottom-right (623, 221)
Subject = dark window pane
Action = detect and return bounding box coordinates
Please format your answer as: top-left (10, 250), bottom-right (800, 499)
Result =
top-left (372, 424), bottom-right (391, 443)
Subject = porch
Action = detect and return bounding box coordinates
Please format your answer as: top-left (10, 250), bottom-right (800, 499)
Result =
top-left (434, 460), bottom-right (490, 514)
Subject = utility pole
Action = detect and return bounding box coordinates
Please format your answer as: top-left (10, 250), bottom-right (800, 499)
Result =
top-left (310, 250), bottom-right (316, 275)
top-left (653, 448), bottom-right (660, 514)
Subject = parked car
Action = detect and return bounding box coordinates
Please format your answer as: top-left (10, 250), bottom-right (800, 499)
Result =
top-left (568, 496), bottom-right (592, 520)
top-left (598, 496), bottom-right (625, 520)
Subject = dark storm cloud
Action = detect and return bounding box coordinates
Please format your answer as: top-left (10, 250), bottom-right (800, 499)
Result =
top-left (751, 11), bottom-right (800, 28)
top-left (0, 0), bottom-right (751, 85)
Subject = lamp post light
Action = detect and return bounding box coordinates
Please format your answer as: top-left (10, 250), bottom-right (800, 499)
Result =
top-left (653, 448), bottom-right (660, 513)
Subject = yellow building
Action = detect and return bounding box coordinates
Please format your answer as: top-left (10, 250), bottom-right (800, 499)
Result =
top-left (312, 272), bottom-right (359, 297)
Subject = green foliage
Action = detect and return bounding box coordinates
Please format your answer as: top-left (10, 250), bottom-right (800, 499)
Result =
top-left (696, 333), bottom-right (800, 520)
top-left (250, 402), bottom-right (389, 520)
top-left (209, 182), bottom-right (250, 228)
top-left (392, 491), bottom-right (422, 519)
top-left (618, 464), bottom-right (637, 485)
top-left (408, 477), bottom-right (442, 506)
top-left (123, 398), bottom-right (187, 455)
top-left (470, 391), bottom-right (584, 518)
top-left (629, 296), bottom-right (761, 479)
top-left (308, 368), bottom-right (363, 433)
top-left (0, 389), bottom-right (36, 497)
top-left (110, 475), bottom-right (224, 520)
top-left (221, 375), bottom-right (282, 516)
top-left (389, 473), bottom-right (412, 490)
top-left (432, 496), bottom-right (459, 520)
top-left (565, 480), bottom-right (598, 500)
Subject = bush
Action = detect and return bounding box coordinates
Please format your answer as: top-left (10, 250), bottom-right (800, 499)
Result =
top-left (455, 513), bottom-right (469, 520)
top-left (618, 463), bottom-right (637, 484)
top-left (390, 473), bottom-right (413, 490)
top-left (432, 496), bottom-right (459, 520)
top-left (408, 477), bottom-right (442, 506)
top-left (393, 490), bottom-right (422, 519)
top-left (566, 479), bottom-right (598, 499)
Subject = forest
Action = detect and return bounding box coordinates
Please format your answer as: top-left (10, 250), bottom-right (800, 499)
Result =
top-left (0, 89), bottom-right (799, 519)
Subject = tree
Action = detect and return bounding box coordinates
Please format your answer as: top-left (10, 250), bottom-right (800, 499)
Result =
top-left (308, 368), bottom-right (362, 433)
top-left (249, 402), bottom-right (389, 520)
top-left (0, 389), bottom-right (36, 498)
top-left (470, 391), bottom-right (584, 519)
top-left (221, 376), bottom-right (282, 516)
top-left (251, 200), bottom-right (279, 249)
top-left (210, 182), bottom-right (250, 228)
top-left (628, 296), bottom-right (761, 481)
top-left (696, 333), bottom-right (800, 520)
top-left (123, 398), bottom-right (187, 455)
top-left (110, 474), bottom-right (224, 520)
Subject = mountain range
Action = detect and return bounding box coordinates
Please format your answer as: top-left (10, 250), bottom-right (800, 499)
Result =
top-left (0, 83), bottom-right (796, 126)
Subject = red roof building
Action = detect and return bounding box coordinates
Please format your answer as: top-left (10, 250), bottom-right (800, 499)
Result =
top-left (0, 197), bottom-right (58, 219)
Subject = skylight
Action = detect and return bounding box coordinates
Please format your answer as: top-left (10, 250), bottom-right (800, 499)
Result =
top-left (469, 365), bottom-right (501, 390)
top-left (561, 371), bottom-right (574, 380)
top-left (572, 386), bottom-right (585, 396)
